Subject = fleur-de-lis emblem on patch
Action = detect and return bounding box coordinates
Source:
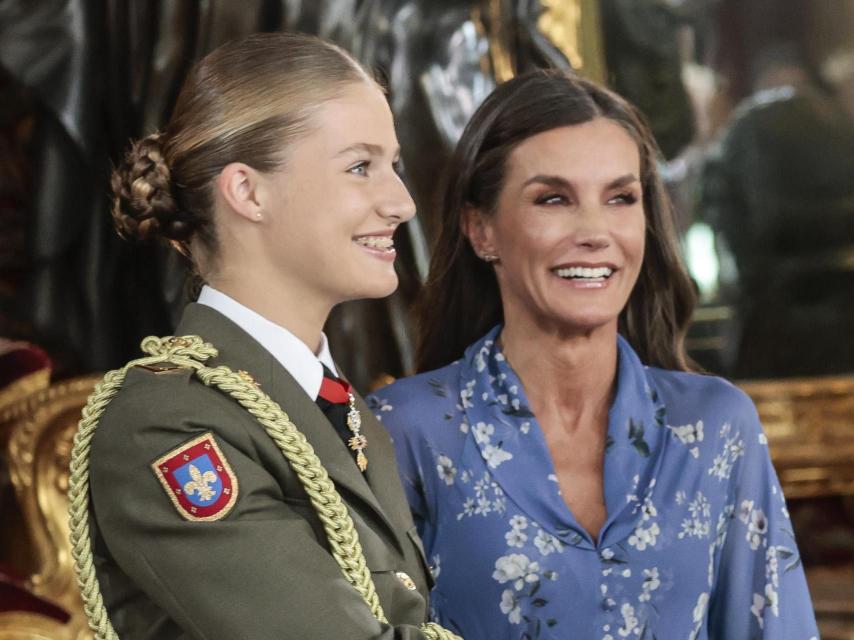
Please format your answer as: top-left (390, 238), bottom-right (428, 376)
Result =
top-left (183, 464), bottom-right (217, 501)
top-left (153, 433), bottom-right (238, 521)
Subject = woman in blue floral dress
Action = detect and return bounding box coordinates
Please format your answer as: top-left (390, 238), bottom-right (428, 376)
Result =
top-left (369, 70), bottom-right (818, 639)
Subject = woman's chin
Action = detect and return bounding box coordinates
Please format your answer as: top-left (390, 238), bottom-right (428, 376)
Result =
top-left (548, 310), bottom-right (620, 335)
top-left (344, 274), bottom-right (399, 301)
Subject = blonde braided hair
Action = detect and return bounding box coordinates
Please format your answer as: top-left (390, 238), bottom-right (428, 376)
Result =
top-left (68, 335), bottom-right (461, 640)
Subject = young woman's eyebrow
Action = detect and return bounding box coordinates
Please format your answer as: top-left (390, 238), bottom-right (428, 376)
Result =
top-left (336, 142), bottom-right (400, 158)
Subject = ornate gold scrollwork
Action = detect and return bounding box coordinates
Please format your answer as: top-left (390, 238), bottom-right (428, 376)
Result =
top-left (5, 376), bottom-right (102, 640)
top-left (740, 375), bottom-right (854, 499)
top-left (474, 0), bottom-right (606, 82)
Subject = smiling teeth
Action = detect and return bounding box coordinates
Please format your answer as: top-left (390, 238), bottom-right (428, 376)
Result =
top-left (355, 236), bottom-right (394, 250)
top-left (555, 266), bottom-right (613, 279)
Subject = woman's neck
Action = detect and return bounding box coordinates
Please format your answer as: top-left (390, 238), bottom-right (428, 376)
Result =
top-left (500, 316), bottom-right (618, 434)
top-left (206, 272), bottom-right (332, 355)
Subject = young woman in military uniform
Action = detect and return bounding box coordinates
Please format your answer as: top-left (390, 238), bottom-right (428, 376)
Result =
top-left (69, 32), bottom-right (458, 640)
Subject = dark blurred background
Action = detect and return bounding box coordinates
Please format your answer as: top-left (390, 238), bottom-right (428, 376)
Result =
top-left (0, 1), bottom-right (853, 638)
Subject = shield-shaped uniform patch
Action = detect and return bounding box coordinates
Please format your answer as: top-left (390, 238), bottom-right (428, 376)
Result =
top-left (151, 433), bottom-right (239, 521)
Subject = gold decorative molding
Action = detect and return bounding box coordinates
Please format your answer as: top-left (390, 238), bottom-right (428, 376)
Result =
top-left (476, 0), bottom-right (515, 83)
top-left (0, 612), bottom-right (74, 640)
top-left (538, 0), bottom-right (584, 68)
top-left (740, 374), bottom-right (854, 500)
top-left (0, 370), bottom-right (50, 420)
top-left (5, 375), bottom-right (101, 640)
top-left (475, 0), bottom-right (606, 83)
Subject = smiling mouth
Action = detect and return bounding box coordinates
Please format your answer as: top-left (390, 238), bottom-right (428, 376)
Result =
top-left (553, 266), bottom-right (615, 281)
top-left (353, 235), bottom-right (395, 253)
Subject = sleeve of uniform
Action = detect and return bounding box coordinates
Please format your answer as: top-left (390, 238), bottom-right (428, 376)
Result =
top-left (90, 369), bottom-right (433, 640)
top-left (707, 393), bottom-right (819, 639)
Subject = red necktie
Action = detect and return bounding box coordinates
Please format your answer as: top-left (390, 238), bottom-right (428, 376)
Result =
top-left (316, 365), bottom-right (362, 467)
top-left (318, 366), bottom-right (351, 404)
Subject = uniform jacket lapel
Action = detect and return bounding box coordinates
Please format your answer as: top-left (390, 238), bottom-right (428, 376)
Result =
top-left (175, 303), bottom-right (405, 551)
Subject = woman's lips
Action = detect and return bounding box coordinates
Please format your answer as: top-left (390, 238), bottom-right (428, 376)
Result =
top-left (353, 234), bottom-right (396, 261)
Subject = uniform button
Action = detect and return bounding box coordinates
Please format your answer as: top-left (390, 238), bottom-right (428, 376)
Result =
top-left (395, 571), bottom-right (417, 590)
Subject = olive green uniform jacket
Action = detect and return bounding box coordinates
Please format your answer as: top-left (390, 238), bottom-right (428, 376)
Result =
top-left (89, 303), bottom-right (435, 639)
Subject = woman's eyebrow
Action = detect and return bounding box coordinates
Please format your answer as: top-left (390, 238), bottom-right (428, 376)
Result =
top-left (607, 174), bottom-right (640, 189)
top-left (521, 173), bottom-right (639, 190)
top-left (336, 142), bottom-right (400, 157)
top-left (521, 174), bottom-right (572, 190)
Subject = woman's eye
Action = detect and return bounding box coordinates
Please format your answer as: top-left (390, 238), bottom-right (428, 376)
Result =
top-left (392, 159), bottom-right (403, 176)
top-left (535, 193), bottom-right (566, 206)
top-left (348, 160), bottom-right (370, 176)
top-left (609, 192), bottom-right (638, 205)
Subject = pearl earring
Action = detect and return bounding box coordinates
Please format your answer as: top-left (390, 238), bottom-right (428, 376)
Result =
top-left (480, 253), bottom-right (499, 263)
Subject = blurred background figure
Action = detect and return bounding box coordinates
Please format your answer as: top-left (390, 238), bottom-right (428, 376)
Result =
top-left (698, 42), bottom-right (854, 379)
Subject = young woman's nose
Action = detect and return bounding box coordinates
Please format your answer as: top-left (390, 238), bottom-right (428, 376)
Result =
top-left (378, 173), bottom-right (416, 223)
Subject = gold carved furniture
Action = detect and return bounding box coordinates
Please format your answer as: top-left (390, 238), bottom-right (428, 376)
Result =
top-left (741, 374), bottom-right (854, 640)
top-left (740, 375), bottom-right (854, 500)
top-left (1, 376), bottom-right (101, 640)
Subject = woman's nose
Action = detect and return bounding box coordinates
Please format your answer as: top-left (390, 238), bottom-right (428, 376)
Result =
top-left (572, 207), bottom-right (611, 250)
top-left (379, 174), bottom-right (416, 223)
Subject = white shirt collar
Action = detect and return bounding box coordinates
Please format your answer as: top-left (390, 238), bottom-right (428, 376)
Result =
top-left (197, 285), bottom-right (338, 400)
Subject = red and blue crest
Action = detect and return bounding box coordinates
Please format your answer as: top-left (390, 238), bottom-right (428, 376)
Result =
top-left (151, 433), bottom-right (239, 521)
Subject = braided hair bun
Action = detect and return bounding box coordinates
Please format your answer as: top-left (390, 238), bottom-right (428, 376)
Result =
top-left (110, 133), bottom-right (195, 242)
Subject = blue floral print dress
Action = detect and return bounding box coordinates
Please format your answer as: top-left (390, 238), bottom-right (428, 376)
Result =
top-left (368, 326), bottom-right (818, 640)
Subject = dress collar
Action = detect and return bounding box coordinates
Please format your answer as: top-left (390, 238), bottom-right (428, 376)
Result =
top-left (458, 325), bottom-right (669, 549)
top-left (197, 285), bottom-right (337, 400)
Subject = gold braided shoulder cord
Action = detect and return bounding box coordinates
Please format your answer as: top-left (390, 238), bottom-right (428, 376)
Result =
top-left (67, 335), bottom-right (461, 640)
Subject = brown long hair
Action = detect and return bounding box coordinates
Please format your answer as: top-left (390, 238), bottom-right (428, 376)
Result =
top-left (416, 69), bottom-right (696, 372)
top-left (110, 32), bottom-right (373, 272)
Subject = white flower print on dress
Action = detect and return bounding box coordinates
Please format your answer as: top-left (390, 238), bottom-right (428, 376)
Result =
top-left (474, 341), bottom-right (492, 372)
top-left (638, 568), bottom-right (660, 602)
top-left (737, 501), bottom-right (769, 550)
top-left (533, 529), bottom-right (564, 556)
top-left (708, 422), bottom-right (745, 481)
top-left (751, 592), bottom-right (766, 629)
top-left (459, 379), bottom-right (476, 409)
top-left (738, 499), bottom-right (754, 524)
top-left (456, 472), bottom-right (506, 520)
top-left (688, 592), bottom-right (709, 640)
top-left (473, 421), bottom-right (494, 444)
top-left (482, 443), bottom-right (513, 468)
top-left (500, 589), bottom-right (522, 624)
top-left (472, 421), bottom-right (513, 468)
top-left (436, 454), bottom-right (457, 486)
top-left (628, 495), bottom-right (660, 551)
top-left (430, 554), bottom-right (441, 579)
top-left (475, 496), bottom-right (492, 516)
top-left (493, 554), bottom-right (540, 590)
top-left (667, 420), bottom-right (704, 458)
top-left (367, 396), bottom-right (393, 419)
top-left (505, 528), bottom-right (528, 548)
top-left (747, 508), bottom-right (769, 550)
top-left (678, 492), bottom-right (711, 540)
top-left (617, 602), bottom-right (639, 637)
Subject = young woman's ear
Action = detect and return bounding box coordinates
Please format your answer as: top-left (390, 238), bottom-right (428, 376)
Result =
top-left (461, 204), bottom-right (499, 262)
top-left (217, 163), bottom-right (264, 222)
